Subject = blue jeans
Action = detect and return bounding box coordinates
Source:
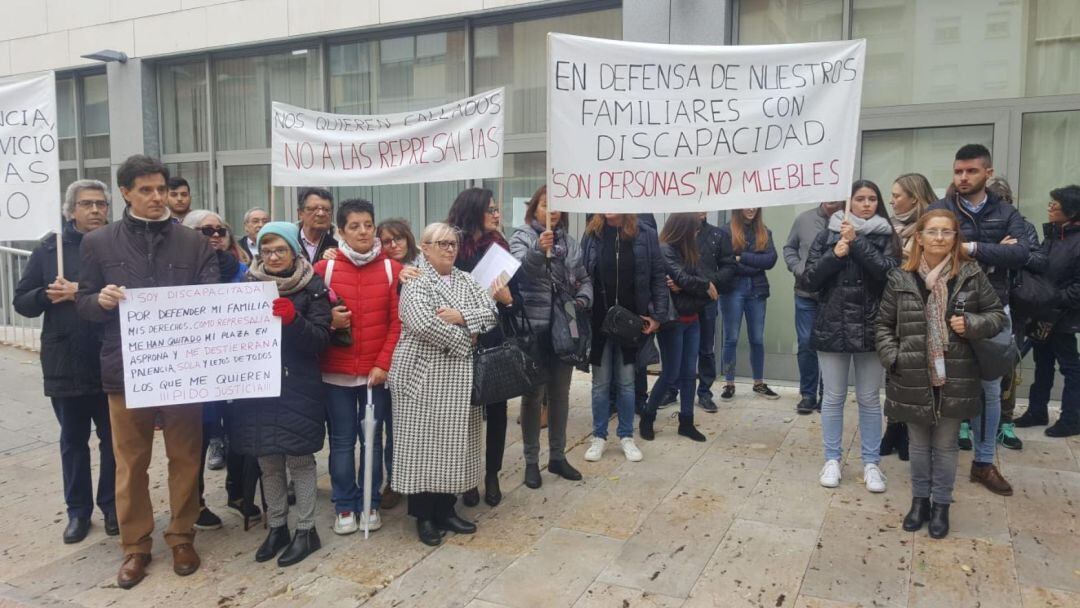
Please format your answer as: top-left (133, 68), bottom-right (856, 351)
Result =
top-left (697, 300), bottom-right (719, 399)
top-left (51, 394), bottom-right (115, 519)
top-left (648, 319), bottom-right (701, 417)
top-left (721, 280), bottom-right (767, 382)
top-left (794, 295), bottom-right (821, 402)
top-left (818, 351), bottom-right (882, 465)
top-left (1028, 332), bottom-right (1080, 425)
top-left (971, 378), bottom-right (1001, 464)
top-left (591, 340), bottom-right (636, 439)
top-left (325, 384), bottom-right (392, 513)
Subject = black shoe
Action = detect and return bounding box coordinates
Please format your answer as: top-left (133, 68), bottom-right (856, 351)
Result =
top-left (720, 385), bottom-right (735, 401)
top-left (658, 389), bottom-right (678, 409)
top-left (752, 383), bottom-right (780, 400)
top-left (63, 516), bottom-right (90, 544)
top-left (255, 525), bottom-right (290, 563)
top-left (435, 512), bottom-right (477, 534)
top-left (928, 503), bottom-right (950, 539)
top-left (277, 528), bottom-right (320, 567)
top-left (548, 459), bottom-right (582, 481)
top-left (697, 395), bottom-right (718, 413)
top-left (902, 497), bottom-right (931, 532)
top-left (227, 498), bottom-right (262, 520)
top-left (639, 412), bottom-right (656, 441)
top-left (677, 414), bottom-right (707, 442)
top-left (104, 511), bottom-right (120, 536)
top-left (417, 519), bottom-right (442, 546)
top-left (193, 507), bottom-right (223, 530)
top-left (1045, 419), bottom-right (1080, 438)
top-left (483, 473), bottom-right (502, 507)
top-left (462, 487), bottom-right (480, 507)
top-left (796, 397), bottom-right (815, 415)
top-left (1014, 411), bottom-right (1049, 428)
top-left (524, 463), bottom-right (542, 489)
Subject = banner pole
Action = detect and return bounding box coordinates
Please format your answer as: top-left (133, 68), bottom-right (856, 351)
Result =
top-left (55, 229), bottom-right (64, 281)
top-left (269, 185), bottom-right (276, 222)
top-left (545, 209), bottom-right (552, 259)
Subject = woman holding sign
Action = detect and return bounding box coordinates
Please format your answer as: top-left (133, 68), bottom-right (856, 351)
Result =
top-left (228, 222), bottom-right (331, 566)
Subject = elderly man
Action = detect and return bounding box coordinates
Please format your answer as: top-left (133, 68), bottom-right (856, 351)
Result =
top-left (14, 179), bottom-right (115, 545)
top-left (77, 155), bottom-right (219, 589)
top-left (296, 188), bottom-right (337, 263)
top-left (239, 207), bottom-right (270, 261)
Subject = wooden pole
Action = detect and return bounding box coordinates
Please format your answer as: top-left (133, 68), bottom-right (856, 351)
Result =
top-left (55, 229), bottom-right (64, 280)
top-left (269, 186), bottom-right (276, 222)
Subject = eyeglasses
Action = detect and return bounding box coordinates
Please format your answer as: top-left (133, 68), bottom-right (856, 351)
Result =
top-left (381, 236), bottom-right (406, 248)
top-left (303, 205), bottom-right (332, 215)
top-left (425, 239), bottom-right (459, 251)
top-left (198, 226), bottom-right (228, 238)
top-left (920, 229), bottom-right (957, 239)
top-left (485, 206), bottom-right (501, 216)
top-left (260, 247), bottom-right (291, 259)
top-left (1048, 202), bottom-right (1062, 211)
top-left (75, 200), bottom-right (109, 210)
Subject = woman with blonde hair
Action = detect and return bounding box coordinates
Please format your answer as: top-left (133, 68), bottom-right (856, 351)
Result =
top-left (890, 173), bottom-right (937, 256)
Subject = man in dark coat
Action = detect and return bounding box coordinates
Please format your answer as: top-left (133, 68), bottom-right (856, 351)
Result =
top-left (76, 155), bottom-right (219, 589)
top-left (13, 179), bottom-right (115, 545)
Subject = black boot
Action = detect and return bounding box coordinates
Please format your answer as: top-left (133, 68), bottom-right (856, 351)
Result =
top-left (416, 519), bottom-right (442, 546)
top-left (902, 497), bottom-right (931, 532)
top-left (879, 421), bottom-right (903, 456)
top-left (435, 511), bottom-right (477, 534)
top-left (548, 459), bottom-right (582, 481)
top-left (639, 413), bottom-right (656, 441)
top-left (896, 424), bottom-right (909, 462)
top-left (277, 528), bottom-right (321, 567)
top-left (483, 472), bottom-right (502, 507)
top-left (255, 525), bottom-right (290, 562)
top-left (677, 414), bottom-right (706, 442)
top-left (62, 516), bottom-right (90, 544)
top-left (524, 463), bottom-right (542, 489)
top-left (928, 503), bottom-right (950, 539)
top-left (462, 487), bottom-right (480, 507)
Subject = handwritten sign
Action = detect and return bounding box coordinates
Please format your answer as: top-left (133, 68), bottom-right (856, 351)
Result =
top-left (547, 34), bottom-right (865, 213)
top-left (119, 282), bottom-right (282, 409)
top-left (271, 89), bottom-right (504, 187)
top-left (0, 72), bottom-right (60, 241)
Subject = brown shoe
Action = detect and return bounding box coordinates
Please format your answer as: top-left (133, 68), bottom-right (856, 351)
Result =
top-left (171, 543), bottom-right (201, 576)
top-left (117, 553), bottom-right (151, 589)
top-left (381, 486), bottom-right (402, 510)
top-left (970, 463), bottom-right (1013, 496)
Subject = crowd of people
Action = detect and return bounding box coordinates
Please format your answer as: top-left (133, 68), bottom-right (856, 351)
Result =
top-left (11, 143), bottom-right (1079, 589)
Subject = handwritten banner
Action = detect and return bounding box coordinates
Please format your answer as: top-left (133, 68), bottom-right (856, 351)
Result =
top-left (119, 282), bottom-right (282, 409)
top-left (271, 89), bottom-right (504, 187)
top-left (546, 34), bottom-right (865, 213)
top-left (0, 72), bottom-right (60, 241)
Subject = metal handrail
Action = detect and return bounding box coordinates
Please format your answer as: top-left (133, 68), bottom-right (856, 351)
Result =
top-left (0, 244), bottom-right (41, 351)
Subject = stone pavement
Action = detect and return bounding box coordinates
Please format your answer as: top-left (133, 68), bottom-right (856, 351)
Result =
top-left (1, 345), bottom-right (1078, 608)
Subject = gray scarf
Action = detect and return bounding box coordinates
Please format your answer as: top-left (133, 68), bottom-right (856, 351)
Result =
top-left (247, 257), bottom-right (314, 296)
top-left (337, 238), bottom-right (382, 267)
top-left (828, 211), bottom-right (894, 237)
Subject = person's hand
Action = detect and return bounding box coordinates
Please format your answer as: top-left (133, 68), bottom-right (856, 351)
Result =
top-left (490, 278), bottom-right (513, 306)
top-left (272, 297), bottom-right (297, 325)
top-left (1000, 235), bottom-right (1018, 246)
top-left (399, 266), bottom-right (422, 282)
top-left (368, 366), bottom-right (388, 386)
top-left (949, 315), bottom-right (966, 336)
top-left (436, 307), bottom-right (465, 326)
top-left (46, 278), bottom-right (77, 303)
top-left (322, 248), bottom-right (338, 261)
top-left (833, 240), bottom-right (850, 258)
top-left (640, 315), bottom-right (660, 334)
top-left (330, 304), bottom-right (352, 329)
top-left (538, 230), bottom-right (555, 253)
top-left (666, 276), bottom-right (682, 293)
top-left (707, 282), bottom-right (719, 301)
top-left (98, 285), bottom-right (125, 310)
top-left (839, 220), bottom-right (856, 243)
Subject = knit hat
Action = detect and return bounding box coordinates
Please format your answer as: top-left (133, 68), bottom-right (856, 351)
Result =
top-left (256, 221), bottom-right (302, 256)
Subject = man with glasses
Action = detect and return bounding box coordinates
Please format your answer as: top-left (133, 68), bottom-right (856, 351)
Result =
top-left (239, 207), bottom-right (270, 261)
top-left (296, 188), bottom-right (338, 263)
top-left (14, 180), bottom-right (115, 545)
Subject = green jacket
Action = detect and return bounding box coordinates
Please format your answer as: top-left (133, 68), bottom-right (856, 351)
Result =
top-left (875, 261), bottom-right (1005, 425)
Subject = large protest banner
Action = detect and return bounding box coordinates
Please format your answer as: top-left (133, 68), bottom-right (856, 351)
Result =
top-left (119, 282), bottom-right (282, 409)
top-left (272, 88), bottom-right (504, 187)
top-left (0, 72), bottom-right (60, 241)
top-left (547, 34), bottom-right (865, 213)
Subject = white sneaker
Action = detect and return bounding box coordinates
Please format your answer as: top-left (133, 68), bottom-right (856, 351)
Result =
top-left (333, 511), bottom-right (358, 535)
top-left (584, 437), bottom-right (606, 462)
top-left (819, 459), bottom-right (841, 488)
top-left (621, 437), bottom-right (643, 462)
top-left (359, 509), bottom-right (382, 531)
top-left (863, 464), bottom-right (887, 493)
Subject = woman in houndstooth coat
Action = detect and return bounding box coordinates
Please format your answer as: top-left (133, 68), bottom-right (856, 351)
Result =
top-left (389, 222), bottom-right (497, 546)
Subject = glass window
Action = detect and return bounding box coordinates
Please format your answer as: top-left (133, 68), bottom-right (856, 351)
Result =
top-left (424, 181), bottom-right (468, 227)
top-left (165, 161), bottom-right (211, 214)
top-left (214, 48), bottom-right (321, 152)
top-left (738, 0), bottom-right (844, 44)
top-left (81, 74), bottom-right (110, 160)
top-left (330, 184), bottom-right (423, 236)
top-left (56, 79), bottom-right (77, 162)
top-left (1019, 110), bottom-right (1080, 219)
top-left (854, 0), bottom-right (1080, 107)
top-left (84, 166), bottom-right (111, 189)
top-left (860, 125), bottom-right (995, 196)
top-left (482, 152), bottom-right (546, 233)
top-left (329, 41), bottom-right (373, 115)
top-left (59, 168), bottom-right (78, 199)
top-left (473, 9), bottom-right (621, 134)
top-left (221, 165), bottom-right (287, 230)
top-left (160, 62), bottom-right (209, 154)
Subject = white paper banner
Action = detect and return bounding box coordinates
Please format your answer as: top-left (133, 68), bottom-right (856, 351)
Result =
top-left (119, 282), bottom-right (282, 409)
top-left (547, 34), bottom-right (865, 213)
top-left (272, 89), bottom-right (505, 187)
top-left (0, 72), bottom-right (60, 241)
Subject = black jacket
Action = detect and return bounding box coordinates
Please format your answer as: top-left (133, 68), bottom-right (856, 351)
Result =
top-left (718, 224), bottom-right (778, 297)
top-left (660, 243), bottom-right (712, 317)
top-left (1037, 222), bottom-right (1080, 333)
top-left (76, 209), bottom-right (220, 394)
top-left (928, 192), bottom-right (1029, 305)
top-left (228, 276), bottom-right (331, 456)
top-left (697, 221), bottom-right (737, 293)
top-left (13, 222), bottom-right (103, 397)
top-left (297, 224), bottom-right (338, 264)
top-left (803, 222), bottom-right (900, 353)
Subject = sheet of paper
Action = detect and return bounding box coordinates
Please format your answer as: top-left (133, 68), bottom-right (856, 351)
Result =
top-left (470, 243), bottom-right (521, 291)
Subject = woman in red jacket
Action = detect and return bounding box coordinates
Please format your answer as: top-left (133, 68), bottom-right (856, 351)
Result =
top-left (313, 199), bottom-right (402, 536)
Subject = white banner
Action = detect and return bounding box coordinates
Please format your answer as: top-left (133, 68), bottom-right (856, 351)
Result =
top-left (119, 282), bottom-right (282, 409)
top-left (272, 89), bottom-right (505, 187)
top-left (0, 72), bottom-right (60, 241)
top-left (547, 35), bottom-right (865, 213)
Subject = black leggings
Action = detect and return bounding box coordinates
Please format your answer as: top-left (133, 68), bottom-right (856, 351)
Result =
top-left (407, 492), bottom-right (456, 521)
top-left (484, 401), bottom-right (507, 475)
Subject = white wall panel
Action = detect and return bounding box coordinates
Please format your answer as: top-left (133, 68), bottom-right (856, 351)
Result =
top-left (132, 8), bottom-right (207, 56)
top-left (0, 0), bottom-right (48, 41)
top-left (205, 0), bottom-right (288, 48)
top-left (68, 20), bottom-right (135, 67)
top-left (9, 31), bottom-right (69, 74)
top-left (379, 0), bottom-right (482, 24)
top-left (47, 0), bottom-right (111, 32)
top-left (287, 0), bottom-right (379, 37)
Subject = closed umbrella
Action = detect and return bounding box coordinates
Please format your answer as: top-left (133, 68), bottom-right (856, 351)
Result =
top-left (362, 385), bottom-right (376, 539)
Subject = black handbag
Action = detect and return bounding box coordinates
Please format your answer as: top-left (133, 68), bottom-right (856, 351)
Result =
top-left (471, 308), bottom-right (543, 406)
top-left (1010, 269), bottom-right (1061, 322)
top-left (955, 295), bottom-right (1019, 381)
top-left (600, 241), bottom-right (646, 349)
top-left (549, 260), bottom-right (592, 368)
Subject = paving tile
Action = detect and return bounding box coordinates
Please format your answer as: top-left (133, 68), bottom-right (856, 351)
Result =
top-left (1000, 438), bottom-right (1078, 473)
top-left (907, 536), bottom-right (1020, 608)
top-left (792, 596), bottom-right (865, 608)
top-left (362, 544), bottom-right (515, 608)
top-left (1019, 585), bottom-right (1080, 608)
top-left (465, 600), bottom-right (512, 608)
top-left (1012, 529), bottom-right (1080, 593)
top-left (572, 582), bottom-right (684, 608)
top-left (1004, 465), bottom-right (1080, 535)
top-left (711, 408), bottom-right (795, 461)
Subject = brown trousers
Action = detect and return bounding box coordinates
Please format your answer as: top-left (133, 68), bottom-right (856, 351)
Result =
top-left (108, 394), bottom-right (202, 555)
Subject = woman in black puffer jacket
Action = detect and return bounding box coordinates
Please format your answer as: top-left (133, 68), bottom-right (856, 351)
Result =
top-left (803, 180), bottom-right (901, 494)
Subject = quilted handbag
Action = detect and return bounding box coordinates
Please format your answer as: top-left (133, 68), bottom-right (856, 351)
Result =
top-left (471, 309), bottom-right (543, 406)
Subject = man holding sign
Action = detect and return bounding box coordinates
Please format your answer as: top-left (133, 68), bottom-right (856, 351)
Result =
top-left (76, 155), bottom-right (219, 589)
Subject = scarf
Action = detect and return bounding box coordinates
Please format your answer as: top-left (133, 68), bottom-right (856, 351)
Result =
top-left (337, 238), bottom-right (382, 268)
top-left (215, 250), bottom-right (240, 284)
top-left (457, 230), bottom-right (510, 272)
top-left (918, 254), bottom-right (952, 387)
top-left (891, 208), bottom-right (919, 256)
top-left (529, 219), bottom-right (567, 258)
top-left (827, 210), bottom-right (895, 237)
top-left (248, 256), bottom-right (315, 296)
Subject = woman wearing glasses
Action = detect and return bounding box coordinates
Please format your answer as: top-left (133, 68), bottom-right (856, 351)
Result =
top-left (447, 188), bottom-right (517, 507)
top-left (390, 222), bottom-right (497, 546)
top-left (876, 209), bottom-right (1004, 539)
